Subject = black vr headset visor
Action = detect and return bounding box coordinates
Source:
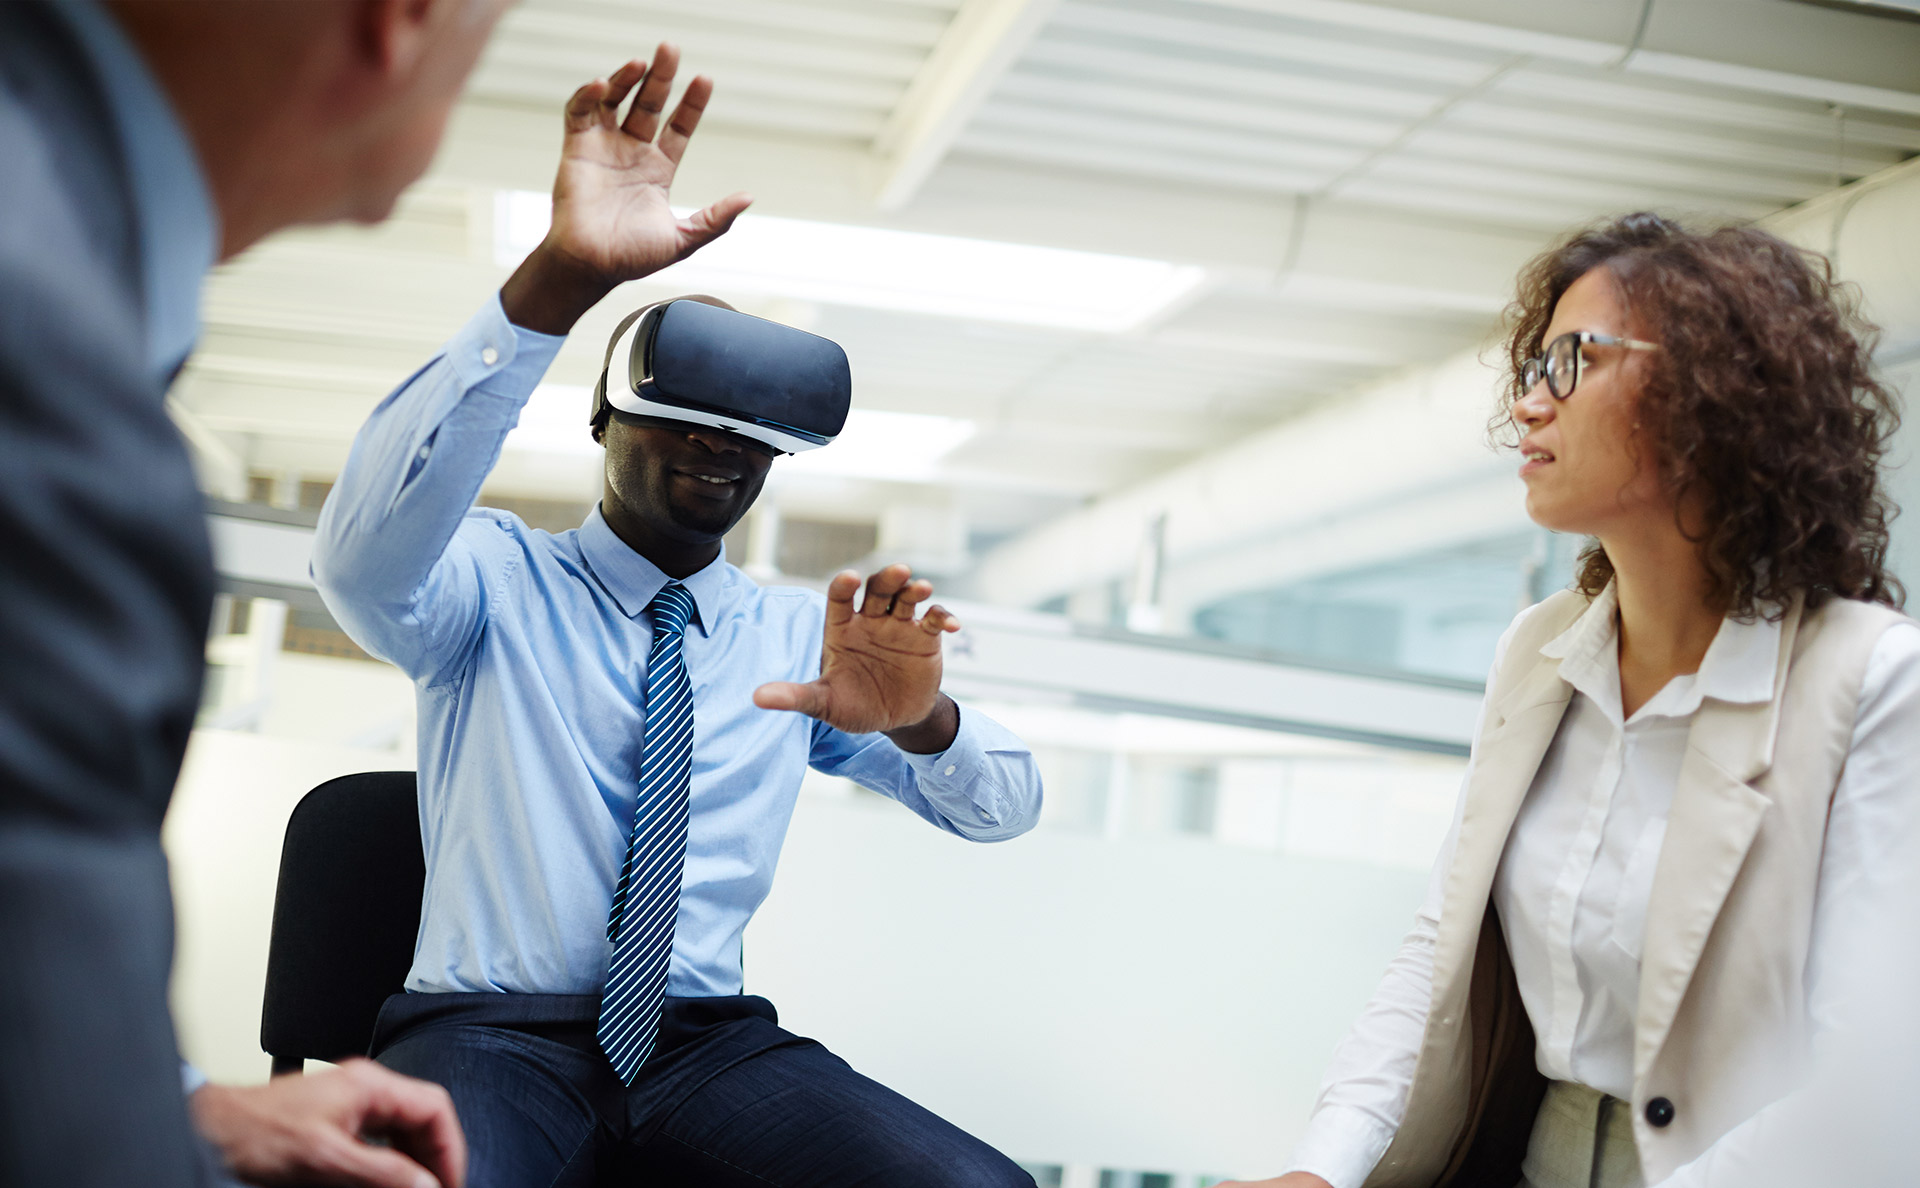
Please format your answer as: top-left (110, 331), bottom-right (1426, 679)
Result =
top-left (591, 299), bottom-right (852, 456)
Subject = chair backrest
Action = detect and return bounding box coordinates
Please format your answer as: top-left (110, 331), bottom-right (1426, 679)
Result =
top-left (260, 771), bottom-right (423, 1074)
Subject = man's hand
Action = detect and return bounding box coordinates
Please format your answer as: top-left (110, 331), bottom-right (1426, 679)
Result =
top-left (500, 43), bottom-right (752, 335)
top-left (190, 1059), bottom-right (465, 1188)
top-left (1214, 1176), bottom-right (1335, 1188)
top-left (754, 564), bottom-right (962, 751)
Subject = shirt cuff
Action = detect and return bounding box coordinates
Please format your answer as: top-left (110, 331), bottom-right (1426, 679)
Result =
top-left (898, 703), bottom-right (1022, 832)
top-left (1285, 1104), bottom-right (1399, 1188)
top-left (456, 292), bottom-right (566, 400)
top-left (181, 1060), bottom-right (208, 1096)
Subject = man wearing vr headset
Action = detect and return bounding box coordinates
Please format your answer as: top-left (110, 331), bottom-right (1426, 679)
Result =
top-left (312, 45), bottom-right (1042, 1188)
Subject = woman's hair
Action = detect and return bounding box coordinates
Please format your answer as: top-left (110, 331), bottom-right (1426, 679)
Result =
top-left (1497, 211), bottom-right (1902, 615)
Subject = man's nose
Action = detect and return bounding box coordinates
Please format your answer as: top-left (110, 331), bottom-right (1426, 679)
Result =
top-left (686, 429), bottom-right (743, 456)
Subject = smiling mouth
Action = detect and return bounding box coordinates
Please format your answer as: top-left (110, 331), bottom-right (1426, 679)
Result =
top-left (675, 467), bottom-right (740, 486)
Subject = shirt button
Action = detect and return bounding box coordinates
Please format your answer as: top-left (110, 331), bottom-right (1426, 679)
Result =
top-left (978, 809), bottom-right (992, 820)
top-left (416, 446), bottom-right (431, 461)
top-left (943, 764), bottom-right (957, 776)
top-left (481, 346), bottom-right (500, 366)
top-left (1645, 1097), bottom-right (1675, 1128)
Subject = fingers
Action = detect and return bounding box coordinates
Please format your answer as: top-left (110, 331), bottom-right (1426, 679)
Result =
top-left (346, 1061), bottom-right (467, 1188)
top-left (620, 43), bottom-right (680, 142)
top-left (563, 77), bottom-right (613, 133)
top-left (921, 604), bottom-right (963, 635)
top-left (654, 73), bottom-right (712, 165)
top-left (859, 564), bottom-right (913, 617)
top-left (823, 571), bottom-right (860, 628)
top-left (677, 191), bottom-right (754, 256)
top-left (312, 1129), bottom-right (446, 1188)
top-left (754, 680), bottom-right (832, 719)
top-left (597, 57), bottom-right (649, 124)
top-left (565, 45), bottom-right (684, 141)
top-left (890, 579), bottom-right (932, 620)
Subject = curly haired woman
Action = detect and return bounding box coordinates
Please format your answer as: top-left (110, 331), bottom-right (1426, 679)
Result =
top-left (1220, 212), bottom-right (1920, 1188)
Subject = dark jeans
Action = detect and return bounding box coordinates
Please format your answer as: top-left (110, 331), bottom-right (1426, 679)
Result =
top-left (371, 992), bottom-right (1034, 1188)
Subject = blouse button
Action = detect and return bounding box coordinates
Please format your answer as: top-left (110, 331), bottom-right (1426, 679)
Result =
top-left (1645, 1097), bottom-right (1675, 1128)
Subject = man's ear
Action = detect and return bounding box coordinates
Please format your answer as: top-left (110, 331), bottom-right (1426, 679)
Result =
top-left (354, 0), bottom-right (443, 77)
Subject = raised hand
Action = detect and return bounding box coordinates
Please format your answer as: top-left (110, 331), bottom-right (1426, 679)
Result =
top-left (753, 565), bottom-right (963, 749)
top-left (501, 43), bottom-right (752, 335)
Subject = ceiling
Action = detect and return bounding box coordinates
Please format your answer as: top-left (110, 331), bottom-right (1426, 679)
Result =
top-left (174, 0), bottom-right (1920, 581)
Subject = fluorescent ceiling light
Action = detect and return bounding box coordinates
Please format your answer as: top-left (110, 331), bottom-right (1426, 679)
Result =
top-left (504, 387), bottom-right (975, 484)
top-left (503, 383), bottom-right (598, 458)
top-left (779, 409), bottom-right (975, 482)
top-left (494, 191), bottom-right (1206, 332)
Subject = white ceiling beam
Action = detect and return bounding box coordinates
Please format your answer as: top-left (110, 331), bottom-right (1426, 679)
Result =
top-left (1193, 0), bottom-right (1631, 65)
top-left (1361, 155), bottom-right (1786, 221)
top-left (870, 0), bottom-right (1063, 210)
top-left (1400, 127), bottom-right (1857, 204)
top-left (1489, 70), bottom-right (1920, 150)
top-left (1146, 329), bottom-right (1427, 368)
top-left (1048, 0), bottom-right (1503, 85)
top-left (469, 52), bottom-right (905, 113)
top-left (499, 0), bottom-right (953, 50)
top-left (1441, 97), bottom-right (1908, 178)
top-left (951, 127), bottom-right (1337, 195)
top-left (488, 11), bottom-right (928, 81)
top-left (991, 70), bottom-right (1402, 147)
top-left (1198, 0), bottom-right (1920, 112)
top-left (1203, 0), bottom-right (1920, 92)
top-left (1623, 50), bottom-right (1920, 116)
top-left (467, 80), bottom-right (890, 139)
top-left (1020, 37), bottom-right (1445, 116)
top-left (969, 100), bottom-right (1369, 170)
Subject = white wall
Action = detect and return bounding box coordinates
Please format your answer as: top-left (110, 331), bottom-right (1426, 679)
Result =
top-left (744, 795), bottom-right (1428, 1177)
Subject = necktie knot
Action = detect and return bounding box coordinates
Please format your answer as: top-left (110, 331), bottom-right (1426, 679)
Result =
top-left (647, 583), bottom-right (695, 639)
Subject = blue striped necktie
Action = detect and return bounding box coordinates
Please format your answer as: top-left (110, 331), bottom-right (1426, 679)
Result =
top-left (598, 581), bottom-right (697, 1084)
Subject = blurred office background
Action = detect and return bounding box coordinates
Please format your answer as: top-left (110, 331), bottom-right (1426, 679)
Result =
top-left (162, 0), bottom-right (1920, 1182)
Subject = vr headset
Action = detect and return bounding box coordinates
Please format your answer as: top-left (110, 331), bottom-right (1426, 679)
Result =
top-left (591, 299), bottom-right (852, 455)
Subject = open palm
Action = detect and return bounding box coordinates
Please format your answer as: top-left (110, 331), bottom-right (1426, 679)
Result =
top-left (755, 565), bottom-right (961, 736)
top-left (541, 44), bottom-right (751, 289)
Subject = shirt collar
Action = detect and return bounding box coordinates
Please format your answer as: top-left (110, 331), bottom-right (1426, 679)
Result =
top-left (576, 504), bottom-right (731, 634)
top-left (50, 1), bottom-right (220, 385)
top-left (1540, 580), bottom-right (1781, 721)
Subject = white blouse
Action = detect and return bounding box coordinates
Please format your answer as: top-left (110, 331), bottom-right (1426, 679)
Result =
top-left (1285, 585), bottom-right (1920, 1188)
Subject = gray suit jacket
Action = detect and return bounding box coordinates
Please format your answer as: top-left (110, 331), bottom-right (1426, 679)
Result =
top-left (0, 4), bottom-right (219, 1185)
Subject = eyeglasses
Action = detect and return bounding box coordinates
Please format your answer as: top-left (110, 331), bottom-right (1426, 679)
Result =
top-left (1520, 331), bottom-right (1661, 400)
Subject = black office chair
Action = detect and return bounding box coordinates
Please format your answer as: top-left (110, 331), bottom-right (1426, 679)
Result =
top-left (261, 771), bottom-right (424, 1075)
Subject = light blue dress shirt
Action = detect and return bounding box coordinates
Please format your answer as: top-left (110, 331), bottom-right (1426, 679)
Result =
top-left (313, 296), bottom-right (1043, 998)
top-left (46, 1), bottom-right (218, 383)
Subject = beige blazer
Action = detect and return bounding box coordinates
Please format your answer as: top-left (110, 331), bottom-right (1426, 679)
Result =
top-left (1361, 588), bottom-right (1909, 1188)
